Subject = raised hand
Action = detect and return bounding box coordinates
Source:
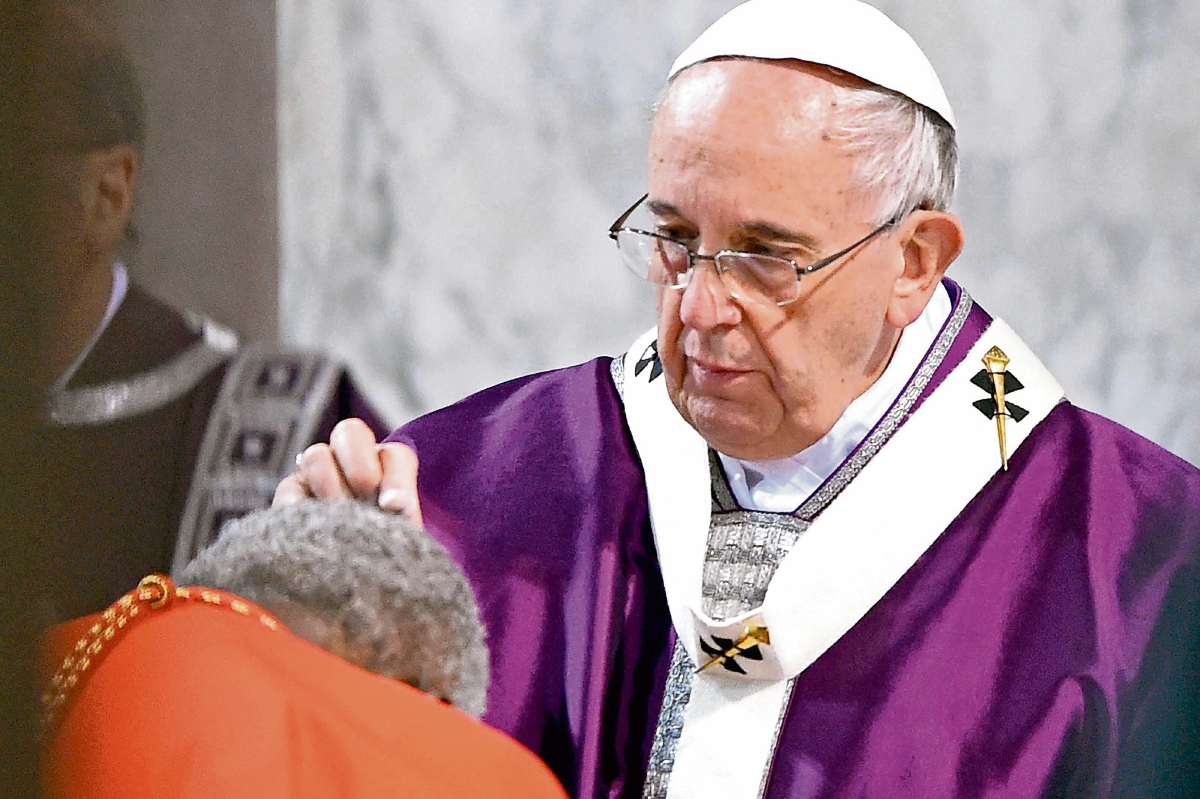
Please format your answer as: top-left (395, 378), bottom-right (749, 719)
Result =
top-left (273, 418), bottom-right (422, 524)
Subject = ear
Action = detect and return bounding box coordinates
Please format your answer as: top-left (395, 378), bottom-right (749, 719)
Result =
top-left (885, 210), bottom-right (964, 328)
top-left (80, 144), bottom-right (139, 254)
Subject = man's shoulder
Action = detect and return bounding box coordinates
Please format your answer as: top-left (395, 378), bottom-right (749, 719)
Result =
top-left (1045, 402), bottom-right (1200, 481)
top-left (73, 283), bottom-right (207, 384)
top-left (450, 356), bottom-right (619, 408)
top-left (391, 357), bottom-right (622, 443)
top-left (387, 355), bottom-right (647, 524)
top-left (1024, 402), bottom-right (1200, 539)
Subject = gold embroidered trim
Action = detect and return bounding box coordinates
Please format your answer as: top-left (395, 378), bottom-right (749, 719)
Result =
top-left (41, 574), bottom-right (280, 738)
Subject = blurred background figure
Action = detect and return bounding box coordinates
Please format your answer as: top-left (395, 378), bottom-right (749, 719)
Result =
top-left (33, 1), bottom-right (386, 623)
top-left (42, 500), bottom-right (566, 798)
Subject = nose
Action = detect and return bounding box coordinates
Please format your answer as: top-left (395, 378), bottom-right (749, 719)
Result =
top-left (678, 257), bottom-right (742, 331)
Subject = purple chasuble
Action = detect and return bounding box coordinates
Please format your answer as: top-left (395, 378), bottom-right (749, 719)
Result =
top-left (388, 282), bottom-right (1199, 798)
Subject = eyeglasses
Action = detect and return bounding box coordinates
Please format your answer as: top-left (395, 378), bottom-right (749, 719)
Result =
top-left (608, 193), bottom-right (898, 306)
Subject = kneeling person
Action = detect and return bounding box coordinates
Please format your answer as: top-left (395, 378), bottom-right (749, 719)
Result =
top-left (42, 501), bottom-right (566, 799)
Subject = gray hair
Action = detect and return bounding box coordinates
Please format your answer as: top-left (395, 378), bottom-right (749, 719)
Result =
top-left (825, 81), bottom-right (957, 226)
top-left (178, 500), bottom-right (489, 718)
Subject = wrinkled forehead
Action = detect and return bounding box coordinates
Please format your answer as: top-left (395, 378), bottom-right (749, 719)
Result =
top-left (651, 58), bottom-right (856, 149)
top-left (659, 57), bottom-right (868, 115)
top-left (646, 59), bottom-right (877, 230)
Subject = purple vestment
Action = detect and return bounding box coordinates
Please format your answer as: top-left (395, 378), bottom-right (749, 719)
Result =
top-left (389, 285), bottom-right (1199, 798)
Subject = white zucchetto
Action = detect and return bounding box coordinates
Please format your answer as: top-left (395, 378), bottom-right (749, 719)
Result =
top-left (669, 0), bottom-right (956, 129)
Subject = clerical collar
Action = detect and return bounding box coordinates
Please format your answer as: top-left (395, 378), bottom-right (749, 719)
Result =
top-left (718, 282), bottom-right (952, 512)
top-left (51, 260), bottom-right (129, 392)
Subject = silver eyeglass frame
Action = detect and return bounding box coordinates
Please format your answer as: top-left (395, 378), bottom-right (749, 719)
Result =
top-left (608, 193), bottom-right (900, 306)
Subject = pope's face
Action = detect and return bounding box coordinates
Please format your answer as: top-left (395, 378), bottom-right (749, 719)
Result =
top-left (649, 59), bottom-right (908, 461)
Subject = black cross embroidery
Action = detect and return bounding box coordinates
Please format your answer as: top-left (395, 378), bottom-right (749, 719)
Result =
top-left (970, 369), bottom-right (1029, 422)
top-left (634, 340), bottom-right (663, 382)
top-left (698, 633), bottom-right (766, 675)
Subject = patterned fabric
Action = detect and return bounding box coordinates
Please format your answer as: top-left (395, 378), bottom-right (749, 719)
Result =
top-left (701, 511), bottom-right (808, 621)
top-left (642, 464), bottom-right (807, 799)
top-left (171, 345), bottom-right (346, 574)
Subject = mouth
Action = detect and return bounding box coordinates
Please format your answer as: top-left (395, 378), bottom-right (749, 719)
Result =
top-left (685, 356), bottom-right (753, 389)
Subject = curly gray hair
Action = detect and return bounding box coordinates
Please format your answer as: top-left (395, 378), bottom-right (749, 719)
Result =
top-left (178, 500), bottom-right (489, 718)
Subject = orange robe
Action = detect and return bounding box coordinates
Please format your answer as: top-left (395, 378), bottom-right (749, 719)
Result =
top-left (42, 578), bottom-right (567, 799)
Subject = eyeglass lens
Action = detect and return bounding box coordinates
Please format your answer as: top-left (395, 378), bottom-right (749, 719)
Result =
top-left (616, 231), bottom-right (689, 286)
top-left (616, 230), bottom-right (800, 304)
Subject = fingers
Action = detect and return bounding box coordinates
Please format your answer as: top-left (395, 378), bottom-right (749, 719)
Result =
top-left (272, 419), bottom-right (422, 523)
top-left (272, 473), bottom-right (311, 506)
top-left (295, 443), bottom-right (355, 499)
top-left (377, 442), bottom-right (422, 525)
top-left (329, 418), bottom-right (383, 498)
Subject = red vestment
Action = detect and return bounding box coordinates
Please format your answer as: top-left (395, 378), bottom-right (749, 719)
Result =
top-left (42, 578), bottom-right (567, 799)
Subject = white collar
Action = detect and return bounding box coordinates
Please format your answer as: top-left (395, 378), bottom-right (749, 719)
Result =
top-left (718, 282), bottom-right (952, 512)
top-left (51, 261), bottom-right (128, 392)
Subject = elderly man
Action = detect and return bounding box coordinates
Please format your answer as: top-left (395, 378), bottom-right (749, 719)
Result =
top-left (278, 1), bottom-right (1200, 797)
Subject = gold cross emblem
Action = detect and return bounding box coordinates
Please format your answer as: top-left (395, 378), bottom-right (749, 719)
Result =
top-left (697, 624), bottom-right (771, 674)
top-left (972, 346), bottom-right (1029, 471)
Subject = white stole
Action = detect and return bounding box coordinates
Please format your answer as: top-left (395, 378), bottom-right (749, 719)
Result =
top-left (620, 317), bottom-right (1064, 799)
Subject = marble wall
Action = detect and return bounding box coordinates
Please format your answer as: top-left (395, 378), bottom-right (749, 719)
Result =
top-left (279, 0), bottom-right (1200, 465)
